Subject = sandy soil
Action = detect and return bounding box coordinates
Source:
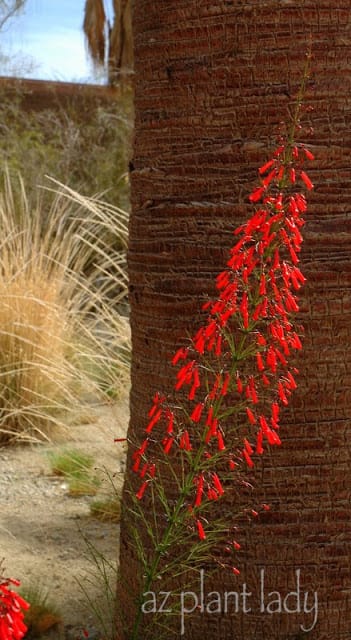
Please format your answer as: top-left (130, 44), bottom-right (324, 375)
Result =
top-left (0, 398), bottom-right (129, 639)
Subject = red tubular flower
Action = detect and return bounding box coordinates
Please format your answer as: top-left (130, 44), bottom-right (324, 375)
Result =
top-left (132, 457), bottom-right (141, 473)
top-left (136, 439), bottom-right (148, 457)
top-left (303, 147), bottom-right (315, 161)
top-left (217, 431), bottom-right (226, 451)
top-left (286, 370), bottom-right (298, 390)
top-left (231, 236), bottom-right (247, 255)
top-left (205, 406), bottom-right (214, 426)
top-left (132, 438), bottom-right (149, 472)
top-left (209, 375), bottom-right (220, 400)
top-left (196, 519), bottom-right (206, 540)
top-left (148, 463), bottom-right (156, 478)
top-left (207, 417), bottom-right (218, 437)
top-left (262, 168), bottom-right (277, 187)
top-left (278, 381), bottom-right (288, 405)
top-left (145, 408), bottom-right (162, 433)
top-left (248, 376), bottom-right (258, 404)
top-left (215, 334), bottom-right (222, 356)
top-left (266, 346), bottom-right (278, 373)
top-left (216, 270), bottom-right (230, 288)
top-left (259, 158), bottom-right (275, 175)
top-left (220, 372), bottom-right (230, 396)
top-left (259, 415), bottom-right (269, 433)
top-left (277, 165), bottom-right (285, 181)
top-left (139, 463), bottom-right (148, 478)
top-left (220, 282), bottom-right (239, 302)
top-left (265, 428), bottom-right (281, 445)
top-left (179, 430), bottom-right (192, 451)
top-left (0, 580), bottom-right (29, 640)
top-left (163, 437), bottom-right (174, 455)
top-left (190, 403), bottom-right (204, 423)
top-left (259, 274), bottom-right (266, 296)
top-left (244, 438), bottom-right (254, 455)
top-left (256, 352), bottom-right (265, 372)
top-left (175, 361), bottom-right (195, 390)
top-left (136, 481), bottom-right (148, 500)
top-left (300, 170), bottom-right (314, 190)
top-left (257, 333), bottom-right (267, 347)
top-left (194, 474), bottom-right (204, 507)
top-left (212, 472), bottom-right (225, 496)
top-left (271, 402), bottom-right (280, 423)
top-left (284, 291), bottom-right (299, 312)
top-left (243, 449), bottom-right (254, 468)
top-left (272, 248), bottom-right (280, 270)
top-left (246, 407), bottom-right (256, 425)
top-left (193, 328), bottom-right (206, 354)
top-left (290, 332), bottom-right (302, 349)
top-left (274, 144), bottom-right (285, 158)
top-left (239, 292), bottom-right (249, 329)
top-left (294, 192), bottom-right (307, 212)
top-left (256, 429), bottom-right (264, 455)
top-left (172, 347), bottom-right (189, 365)
top-left (249, 186), bottom-right (265, 203)
top-left (275, 348), bottom-right (288, 366)
top-left (292, 266), bottom-right (306, 287)
top-left (166, 410), bottom-right (175, 433)
top-left (262, 373), bottom-right (270, 386)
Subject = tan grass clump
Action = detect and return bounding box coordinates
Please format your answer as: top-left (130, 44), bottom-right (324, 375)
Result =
top-left (0, 171), bottom-right (130, 445)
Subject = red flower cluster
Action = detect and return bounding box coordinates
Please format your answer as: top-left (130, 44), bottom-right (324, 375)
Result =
top-left (132, 136), bottom-right (313, 550)
top-left (0, 578), bottom-right (29, 640)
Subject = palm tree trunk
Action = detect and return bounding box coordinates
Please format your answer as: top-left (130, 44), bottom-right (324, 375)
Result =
top-left (117, 2), bottom-right (351, 638)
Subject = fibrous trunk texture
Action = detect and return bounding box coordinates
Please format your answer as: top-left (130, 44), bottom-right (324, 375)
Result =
top-left (117, 3), bottom-right (351, 639)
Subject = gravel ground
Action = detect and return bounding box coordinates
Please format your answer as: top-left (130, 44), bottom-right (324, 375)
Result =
top-left (0, 399), bottom-right (129, 640)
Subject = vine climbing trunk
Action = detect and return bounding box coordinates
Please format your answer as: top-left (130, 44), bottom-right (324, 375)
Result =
top-left (117, 3), bottom-right (351, 639)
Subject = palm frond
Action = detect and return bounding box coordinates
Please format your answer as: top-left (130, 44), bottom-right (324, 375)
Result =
top-left (83, 0), bottom-right (107, 66)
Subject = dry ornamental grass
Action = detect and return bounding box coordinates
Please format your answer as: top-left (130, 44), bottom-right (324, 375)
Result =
top-left (0, 170), bottom-right (130, 445)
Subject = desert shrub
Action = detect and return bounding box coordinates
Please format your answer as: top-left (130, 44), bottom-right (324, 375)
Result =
top-left (0, 171), bottom-right (130, 445)
top-left (0, 82), bottom-right (133, 210)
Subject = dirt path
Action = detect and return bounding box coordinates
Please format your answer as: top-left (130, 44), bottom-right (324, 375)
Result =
top-left (0, 399), bottom-right (129, 639)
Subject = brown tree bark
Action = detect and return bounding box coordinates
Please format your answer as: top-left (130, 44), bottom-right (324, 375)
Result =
top-left (117, 2), bottom-right (351, 639)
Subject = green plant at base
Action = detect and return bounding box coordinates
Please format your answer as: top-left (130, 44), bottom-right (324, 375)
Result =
top-left (19, 583), bottom-right (62, 639)
top-left (48, 449), bottom-right (101, 497)
top-left (77, 533), bottom-right (118, 640)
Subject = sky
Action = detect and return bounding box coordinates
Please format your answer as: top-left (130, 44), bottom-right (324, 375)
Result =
top-left (0, 0), bottom-right (113, 83)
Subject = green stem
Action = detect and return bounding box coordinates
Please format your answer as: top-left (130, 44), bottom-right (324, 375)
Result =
top-left (130, 335), bottom-right (251, 639)
top-left (130, 460), bottom-right (201, 639)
